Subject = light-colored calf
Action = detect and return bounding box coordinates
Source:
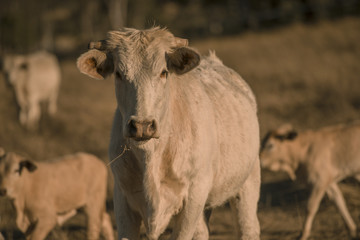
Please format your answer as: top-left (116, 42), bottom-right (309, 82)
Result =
top-left (3, 51), bottom-right (61, 130)
top-left (0, 149), bottom-right (114, 240)
top-left (260, 123), bottom-right (360, 240)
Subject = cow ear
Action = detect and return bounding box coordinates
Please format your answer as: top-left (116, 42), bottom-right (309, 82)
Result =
top-left (166, 47), bottom-right (200, 75)
top-left (19, 160), bottom-right (37, 175)
top-left (274, 130), bottom-right (298, 141)
top-left (285, 131), bottom-right (298, 140)
top-left (19, 62), bottom-right (28, 70)
top-left (77, 49), bottom-right (114, 80)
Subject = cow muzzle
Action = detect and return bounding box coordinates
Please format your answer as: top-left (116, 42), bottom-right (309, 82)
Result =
top-left (127, 117), bottom-right (159, 141)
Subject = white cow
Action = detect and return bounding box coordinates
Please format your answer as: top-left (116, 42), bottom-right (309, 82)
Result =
top-left (260, 123), bottom-right (360, 240)
top-left (3, 51), bottom-right (61, 130)
top-left (0, 149), bottom-right (114, 240)
top-left (77, 27), bottom-right (261, 240)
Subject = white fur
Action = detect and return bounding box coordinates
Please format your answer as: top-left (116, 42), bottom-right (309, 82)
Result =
top-left (3, 51), bottom-right (61, 130)
top-left (77, 27), bottom-right (261, 240)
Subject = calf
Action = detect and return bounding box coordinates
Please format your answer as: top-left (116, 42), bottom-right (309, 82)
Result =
top-left (3, 51), bottom-right (61, 130)
top-left (0, 149), bottom-right (114, 240)
top-left (260, 123), bottom-right (360, 240)
top-left (77, 27), bottom-right (261, 240)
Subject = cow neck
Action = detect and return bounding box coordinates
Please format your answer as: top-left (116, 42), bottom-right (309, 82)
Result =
top-left (291, 130), bottom-right (313, 166)
top-left (12, 170), bottom-right (30, 210)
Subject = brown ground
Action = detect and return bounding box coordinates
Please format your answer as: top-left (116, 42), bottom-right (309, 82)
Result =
top-left (1, 17), bottom-right (360, 240)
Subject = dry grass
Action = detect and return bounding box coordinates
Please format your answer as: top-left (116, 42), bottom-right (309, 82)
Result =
top-left (0, 17), bottom-right (360, 239)
top-left (193, 17), bottom-right (360, 133)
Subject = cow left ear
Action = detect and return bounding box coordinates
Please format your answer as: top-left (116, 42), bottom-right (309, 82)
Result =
top-left (166, 47), bottom-right (200, 75)
top-left (18, 160), bottom-right (37, 175)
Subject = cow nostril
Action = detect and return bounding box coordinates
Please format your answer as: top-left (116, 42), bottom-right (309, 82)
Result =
top-left (149, 120), bottom-right (157, 133)
top-left (128, 119), bottom-right (138, 135)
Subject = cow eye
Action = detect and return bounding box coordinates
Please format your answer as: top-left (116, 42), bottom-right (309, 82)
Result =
top-left (266, 143), bottom-right (274, 150)
top-left (160, 70), bottom-right (168, 79)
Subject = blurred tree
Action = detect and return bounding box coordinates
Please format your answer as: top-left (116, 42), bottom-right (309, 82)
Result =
top-left (80, 0), bottom-right (97, 40)
top-left (128, 0), bottom-right (155, 29)
top-left (107, 0), bottom-right (128, 29)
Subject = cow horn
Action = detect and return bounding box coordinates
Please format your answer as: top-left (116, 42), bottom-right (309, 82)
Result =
top-left (88, 40), bottom-right (107, 50)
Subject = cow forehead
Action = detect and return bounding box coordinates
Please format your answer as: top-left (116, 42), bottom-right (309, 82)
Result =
top-left (106, 28), bottom-right (175, 79)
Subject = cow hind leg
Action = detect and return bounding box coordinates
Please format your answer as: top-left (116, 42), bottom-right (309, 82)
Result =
top-left (300, 183), bottom-right (327, 240)
top-left (101, 212), bottom-right (114, 240)
top-left (85, 205), bottom-right (102, 240)
top-left (326, 183), bottom-right (357, 238)
top-left (229, 160), bottom-right (260, 240)
top-left (57, 209), bottom-right (77, 226)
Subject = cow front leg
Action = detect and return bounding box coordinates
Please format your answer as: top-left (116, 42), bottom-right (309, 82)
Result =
top-left (192, 211), bottom-right (210, 240)
top-left (13, 199), bottom-right (30, 233)
top-left (170, 180), bottom-right (211, 240)
top-left (113, 183), bottom-right (142, 240)
top-left (48, 89), bottom-right (58, 116)
top-left (27, 214), bottom-right (56, 240)
top-left (229, 160), bottom-right (260, 240)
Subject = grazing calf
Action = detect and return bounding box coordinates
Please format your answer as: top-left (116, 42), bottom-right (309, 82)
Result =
top-left (77, 27), bottom-right (261, 240)
top-left (3, 51), bottom-right (61, 130)
top-left (0, 149), bottom-right (114, 240)
top-left (260, 123), bottom-right (360, 240)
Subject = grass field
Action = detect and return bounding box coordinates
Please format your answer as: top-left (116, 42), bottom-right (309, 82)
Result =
top-left (1, 17), bottom-right (360, 239)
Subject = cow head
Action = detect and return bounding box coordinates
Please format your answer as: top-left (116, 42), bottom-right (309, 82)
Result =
top-left (2, 55), bottom-right (28, 86)
top-left (77, 27), bottom-right (200, 144)
top-left (260, 124), bottom-right (298, 180)
top-left (0, 150), bottom-right (37, 198)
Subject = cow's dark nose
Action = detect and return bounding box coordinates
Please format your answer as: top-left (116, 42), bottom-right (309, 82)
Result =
top-left (0, 188), bottom-right (7, 196)
top-left (128, 119), bottom-right (158, 140)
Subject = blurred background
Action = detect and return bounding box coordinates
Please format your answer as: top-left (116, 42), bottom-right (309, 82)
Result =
top-left (1, 0), bottom-right (360, 54)
top-left (1, 0), bottom-right (360, 239)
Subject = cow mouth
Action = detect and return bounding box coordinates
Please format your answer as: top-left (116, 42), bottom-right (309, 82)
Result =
top-left (131, 137), bottom-right (152, 143)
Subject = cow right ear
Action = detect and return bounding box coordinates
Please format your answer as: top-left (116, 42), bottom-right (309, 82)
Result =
top-left (77, 49), bottom-right (114, 80)
top-left (18, 160), bottom-right (37, 175)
